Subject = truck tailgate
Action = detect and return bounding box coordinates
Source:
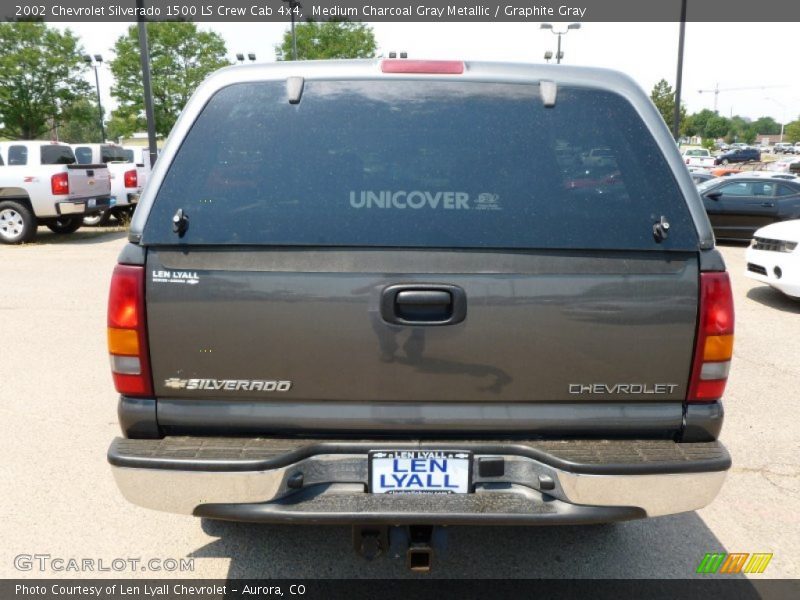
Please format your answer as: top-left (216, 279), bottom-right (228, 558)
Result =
top-left (146, 248), bottom-right (698, 404)
top-left (67, 163), bottom-right (110, 200)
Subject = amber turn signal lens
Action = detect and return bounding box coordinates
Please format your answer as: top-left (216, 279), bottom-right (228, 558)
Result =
top-left (107, 327), bottom-right (139, 356)
top-left (703, 334), bottom-right (734, 362)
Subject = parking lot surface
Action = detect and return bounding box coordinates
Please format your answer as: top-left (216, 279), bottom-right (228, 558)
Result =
top-left (1, 229), bottom-right (798, 578)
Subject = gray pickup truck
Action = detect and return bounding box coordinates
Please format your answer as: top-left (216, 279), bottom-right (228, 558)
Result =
top-left (107, 60), bottom-right (734, 566)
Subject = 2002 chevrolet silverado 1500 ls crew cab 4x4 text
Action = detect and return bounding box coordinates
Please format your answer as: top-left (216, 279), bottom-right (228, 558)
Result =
top-left (106, 60), bottom-right (734, 565)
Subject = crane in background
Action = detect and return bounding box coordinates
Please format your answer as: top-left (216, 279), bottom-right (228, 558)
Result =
top-left (698, 83), bottom-right (786, 113)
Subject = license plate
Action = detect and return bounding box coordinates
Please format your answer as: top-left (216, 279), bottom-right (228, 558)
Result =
top-left (370, 450), bottom-right (471, 494)
top-left (58, 202), bottom-right (84, 215)
top-left (87, 198), bottom-right (96, 208)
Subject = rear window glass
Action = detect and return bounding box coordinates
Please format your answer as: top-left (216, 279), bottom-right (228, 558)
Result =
top-left (101, 146), bottom-right (124, 163)
top-left (74, 147), bottom-right (93, 164)
top-left (8, 145), bottom-right (28, 166)
top-left (143, 80), bottom-right (698, 250)
top-left (41, 145), bottom-right (75, 165)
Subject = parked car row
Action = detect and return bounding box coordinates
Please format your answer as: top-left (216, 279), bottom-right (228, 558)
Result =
top-left (0, 141), bottom-right (153, 243)
top-left (774, 142), bottom-right (800, 154)
top-left (72, 144), bottom-right (147, 226)
top-left (689, 168), bottom-right (800, 300)
top-left (0, 141), bottom-right (111, 243)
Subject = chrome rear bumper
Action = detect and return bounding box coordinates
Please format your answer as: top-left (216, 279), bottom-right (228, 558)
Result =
top-left (109, 437), bottom-right (729, 524)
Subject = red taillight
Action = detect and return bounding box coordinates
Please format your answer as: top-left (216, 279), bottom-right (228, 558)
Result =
top-left (107, 265), bottom-right (153, 397)
top-left (123, 169), bottom-right (138, 189)
top-left (51, 172), bottom-right (69, 195)
top-left (381, 59), bottom-right (464, 74)
top-left (688, 272), bottom-right (735, 402)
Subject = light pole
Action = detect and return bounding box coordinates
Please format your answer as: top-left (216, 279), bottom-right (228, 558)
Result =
top-left (282, 0), bottom-right (302, 60)
top-left (236, 53), bottom-right (257, 63)
top-left (673, 0), bottom-right (687, 141)
top-left (540, 23), bottom-right (581, 65)
top-left (83, 54), bottom-right (106, 142)
top-left (765, 97), bottom-right (789, 143)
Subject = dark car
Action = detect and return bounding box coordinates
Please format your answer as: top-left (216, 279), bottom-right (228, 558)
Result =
top-left (714, 147), bottom-right (761, 165)
top-left (691, 172), bottom-right (716, 185)
top-left (698, 176), bottom-right (800, 240)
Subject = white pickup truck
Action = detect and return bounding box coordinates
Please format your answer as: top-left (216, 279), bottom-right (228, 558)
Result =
top-left (72, 144), bottom-right (143, 226)
top-left (0, 141), bottom-right (111, 244)
top-left (681, 148), bottom-right (716, 168)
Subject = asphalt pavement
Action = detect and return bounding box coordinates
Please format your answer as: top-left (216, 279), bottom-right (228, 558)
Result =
top-left (1, 229), bottom-right (798, 579)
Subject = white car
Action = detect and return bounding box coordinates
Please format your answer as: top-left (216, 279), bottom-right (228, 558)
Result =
top-left (681, 148), bottom-right (716, 168)
top-left (728, 171), bottom-right (799, 181)
top-left (768, 157), bottom-right (800, 173)
top-left (746, 220), bottom-right (800, 298)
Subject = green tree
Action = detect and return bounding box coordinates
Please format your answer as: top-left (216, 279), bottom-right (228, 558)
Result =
top-left (0, 22), bottom-right (91, 139)
top-left (649, 79), bottom-right (686, 134)
top-left (106, 112), bottom-right (141, 143)
top-left (110, 22), bottom-right (229, 138)
top-left (57, 96), bottom-right (103, 143)
top-left (681, 109), bottom-right (716, 137)
top-left (785, 120), bottom-right (800, 143)
top-left (701, 138), bottom-right (716, 151)
top-left (275, 20), bottom-right (376, 61)
top-left (751, 116), bottom-right (781, 135)
top-left (705, 115), bottom-right (731, 140)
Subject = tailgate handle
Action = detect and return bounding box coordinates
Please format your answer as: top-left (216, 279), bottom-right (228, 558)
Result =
top-left (396, 290), bottom-right (451, 306)
top-left (380, 284), bottom-right (467, 326)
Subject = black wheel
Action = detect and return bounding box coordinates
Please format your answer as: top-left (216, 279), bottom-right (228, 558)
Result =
top-left (721, 159), bottom-right (729, 165)
top-left (46, 216), bottom-right (83, 235)
top-left (83, 210), bottom-right (111, 227)
top-left (0, 200), bottom-right (36, 244)
top-left (113, 207), bottom-right (133, 226)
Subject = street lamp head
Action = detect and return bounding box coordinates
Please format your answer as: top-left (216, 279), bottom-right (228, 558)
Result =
top-left (544, 51), bottom-right (553, 60)
top-left (568, 23), bottom-right (581, 30)
top-left (83, 55), bottom-right (92, 64)
top-left (248, 53), bottom-right (256, 61)
top-left (540, 23), bottom-right (553, 30)
top-left (236, 53), bottom-right (244, 62)
top-left (94, 54), bottom-right (103, 63)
